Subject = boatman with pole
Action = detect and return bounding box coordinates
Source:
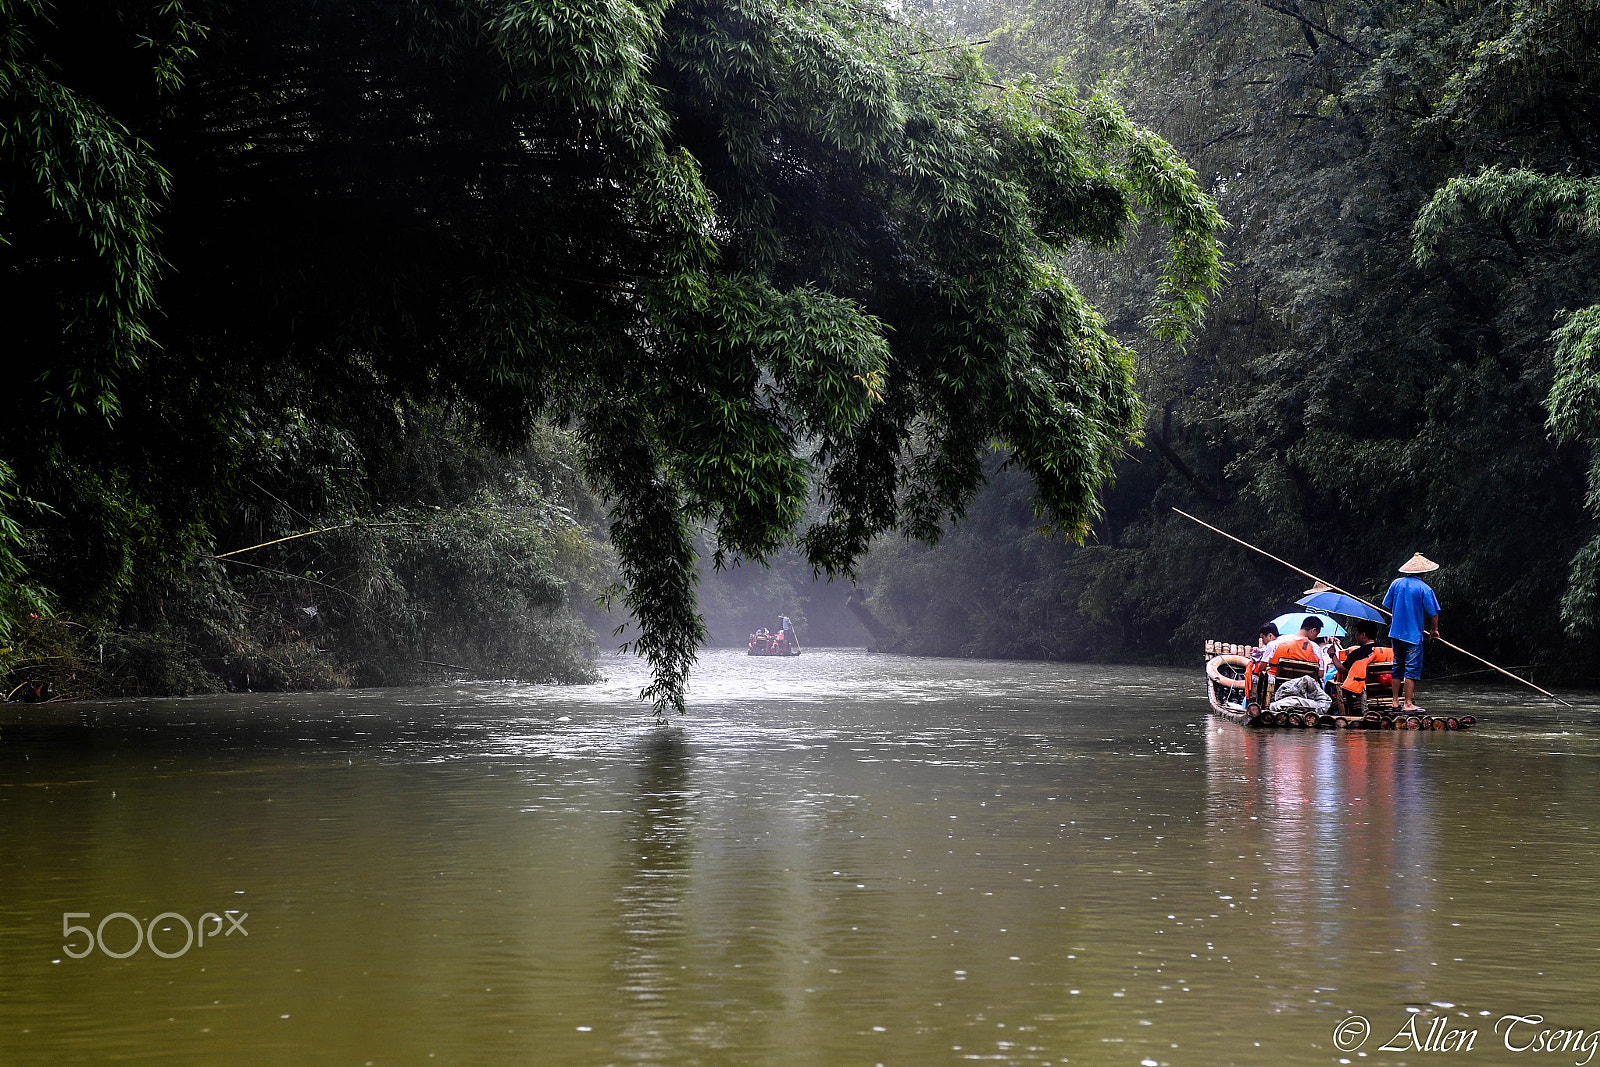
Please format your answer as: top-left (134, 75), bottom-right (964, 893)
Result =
top-left (1171, 506), bottom-right (1571, 706)
top-left (1383, 554), bottom-right (1441, 714)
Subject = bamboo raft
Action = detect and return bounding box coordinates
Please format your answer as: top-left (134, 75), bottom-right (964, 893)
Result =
top-left (746, 632), bottom-right (801, 656)
top-left (1203, 639), bottom-right (1476, 731)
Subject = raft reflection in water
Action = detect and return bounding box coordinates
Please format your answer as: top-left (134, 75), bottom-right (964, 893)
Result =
top-left (1205, 724), bottom-right (1438, 990)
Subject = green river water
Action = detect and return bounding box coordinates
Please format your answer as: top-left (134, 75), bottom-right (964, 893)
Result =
top-left (2, 648), bottom-right (1598, 1065)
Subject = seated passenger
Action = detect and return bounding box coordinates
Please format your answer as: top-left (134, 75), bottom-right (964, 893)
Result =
top-left (1249, 623), bottom-right (1279, 662)
top-left (1317, 636), bottom-right (1335, 684)
top-left (1244, 623), bottom-right (1279, 711)
top-left (1332, 621), bottom-right (1379, 714)
top-left (1265, 617), bottom-right (1331, 700)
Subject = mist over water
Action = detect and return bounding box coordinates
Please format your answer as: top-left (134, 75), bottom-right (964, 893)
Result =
top-left (2, 648), bottom-right (1597, 1065)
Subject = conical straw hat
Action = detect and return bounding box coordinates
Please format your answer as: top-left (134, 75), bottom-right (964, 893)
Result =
top-left (1398, 553), bottom-right (1439, 574)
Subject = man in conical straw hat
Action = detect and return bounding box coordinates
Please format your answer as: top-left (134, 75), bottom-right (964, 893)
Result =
top-left (1382, 554), bottom-right (1441, 713)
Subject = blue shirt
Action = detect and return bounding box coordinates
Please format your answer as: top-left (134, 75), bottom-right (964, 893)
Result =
top-left (1383, 576), bottom-right (1440, 644)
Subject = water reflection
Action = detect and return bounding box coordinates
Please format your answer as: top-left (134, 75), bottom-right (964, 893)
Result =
top-left (1206, 728), bottom-right (1442, 987)
top-left (612, 730), bottom-right (695, 1060)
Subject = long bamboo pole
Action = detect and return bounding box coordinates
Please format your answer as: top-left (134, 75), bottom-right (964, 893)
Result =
top-left (210, 524), bottom-right (356, 559)
top-left (1172, 507), bottom-right (1572, 706)
top-left (208, 521), bottom-right (415, 560)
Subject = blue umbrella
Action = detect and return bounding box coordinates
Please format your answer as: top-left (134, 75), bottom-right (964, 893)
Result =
top-left (1296, 588), bottom-right (1386, 624)
top-left (1269, 611), bottom-right (1346, 638)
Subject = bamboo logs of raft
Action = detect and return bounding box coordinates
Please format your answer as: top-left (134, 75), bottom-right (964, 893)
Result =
top-left (1239, 710), bottom-right (1477, 730)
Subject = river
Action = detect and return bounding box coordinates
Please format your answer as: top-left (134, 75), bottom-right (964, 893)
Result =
top-left (2, 648), bottom-right (1598, 1065)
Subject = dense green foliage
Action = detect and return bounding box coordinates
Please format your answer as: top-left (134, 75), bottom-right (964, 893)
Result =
top-left (4, 415), bottom-right (609, 699)
top-left (1415, 165), bottom-right (1600, 637)
top-left (858, 0), bottom-right (1600, 680)
top-left (1548, 304), bottom-right (1600, 631)
top-left (2, 0), bottom-right (1222, 709)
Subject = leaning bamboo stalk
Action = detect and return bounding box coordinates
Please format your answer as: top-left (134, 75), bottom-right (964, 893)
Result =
top-left (209, 520), bottom-right (418, 560)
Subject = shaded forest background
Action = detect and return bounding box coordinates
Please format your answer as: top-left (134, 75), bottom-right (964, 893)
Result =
top-left (4, 0), bottom-right (1598, 699)
top-left (847, 0), bottom-right (1600, 682)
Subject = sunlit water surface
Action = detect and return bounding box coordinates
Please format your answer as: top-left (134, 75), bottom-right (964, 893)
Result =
top-left (2, 649), bottom-right (1599, 1065)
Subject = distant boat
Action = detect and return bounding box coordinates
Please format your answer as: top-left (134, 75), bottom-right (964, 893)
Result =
top-left (747, 631), bottom-right (800, 657)
top-left (1202, 639), bottom-right (1472, 731)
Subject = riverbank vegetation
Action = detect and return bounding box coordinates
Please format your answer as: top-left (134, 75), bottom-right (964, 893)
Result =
top-left (848, 0), bottom-right (1600, 683)
top-left (2, 415), bottom-right (610, 700)
top-left (3, 0), bottom-right (1223, 710)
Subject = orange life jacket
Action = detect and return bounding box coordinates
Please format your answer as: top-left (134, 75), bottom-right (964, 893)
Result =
top-left (1341, 645), bottom-right (1394, 693)
top-left (1270, 636), bottom-right (1321, 671)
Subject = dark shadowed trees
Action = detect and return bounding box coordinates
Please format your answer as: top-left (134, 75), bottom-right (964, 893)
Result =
top-left (1, 0), bottom-right (1223, 708)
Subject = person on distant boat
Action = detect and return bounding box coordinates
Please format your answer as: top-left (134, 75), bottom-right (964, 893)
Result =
top-left (1383, 554), bottom-right (1441, 713)
top-left (1332, 620), bottom-right (1381, 715)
